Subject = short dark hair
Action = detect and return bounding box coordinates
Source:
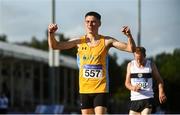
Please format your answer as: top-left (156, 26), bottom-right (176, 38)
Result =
top-left (85, 11), bottom-right (101, 21)
top-left (135, 46), bottom-right (146, 57)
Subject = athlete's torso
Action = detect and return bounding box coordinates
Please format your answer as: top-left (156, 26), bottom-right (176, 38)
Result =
top-left (77, 35), bottom-right (109, 93)
top-left (130, 59), bottom-right (154, 101)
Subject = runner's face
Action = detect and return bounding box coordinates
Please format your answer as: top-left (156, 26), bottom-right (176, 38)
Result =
top-left (134, 52), bottom-right (145, 63)
top-left (85, 16), bottom-right (100, 35)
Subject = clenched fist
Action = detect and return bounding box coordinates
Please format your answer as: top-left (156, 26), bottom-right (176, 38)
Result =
top-left (48, 24), bottom-right (58, 33)
top-left (132, 84), bottom-right (141, 92)
top-left (121, 26), bottom-right (131, 37)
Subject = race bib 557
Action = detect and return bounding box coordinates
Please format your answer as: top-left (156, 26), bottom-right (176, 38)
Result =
top-left (83, 65), bottom-right (103, 78)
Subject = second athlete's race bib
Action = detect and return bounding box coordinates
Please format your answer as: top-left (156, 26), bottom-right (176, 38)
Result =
top-left (134, 78), bottom-right (148, 89)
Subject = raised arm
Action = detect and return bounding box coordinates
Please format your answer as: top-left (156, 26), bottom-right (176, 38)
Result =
top-left (107, 26), bottom-right (136, 52)
top-left (48, 24), bottom-right (81, 50)
top-left (152, 62), bottom-right (167, 104)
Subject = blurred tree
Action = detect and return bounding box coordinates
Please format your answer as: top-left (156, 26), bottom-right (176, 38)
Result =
top-left (154, 48), bottom-right (180, 113)
top-left (155, 49), bottom-right (180, 83)
top-left (0, 34), bottom-right (8, 42)
top-left (15, 36), bottom-right (48, 51)
top-left (108, 53), bottom-right (121, 94)
top-left (15, 33), bottom-right (77, 57)
top-left (115, 59), bottom-right (130, 99)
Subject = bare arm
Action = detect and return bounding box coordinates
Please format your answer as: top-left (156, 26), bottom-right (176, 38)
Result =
top-left (152, 62), bottom-right (167, 104)
top-left (125, 63), bottom-right (141, 92)
top-left (48, 24), bottom-right (81, 50)
top-left (107, 26), bottom-right (136, 52)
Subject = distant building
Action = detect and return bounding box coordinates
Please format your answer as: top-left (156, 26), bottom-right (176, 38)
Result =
top-left (0, 41), bottom-right (79, 113)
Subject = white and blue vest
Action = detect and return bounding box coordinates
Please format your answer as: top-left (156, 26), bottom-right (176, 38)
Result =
top-left (130, 59), bottom-right (154, 101)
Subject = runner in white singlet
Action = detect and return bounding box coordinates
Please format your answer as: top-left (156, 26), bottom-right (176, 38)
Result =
top-left (125, 46), bottom-right (167, 115)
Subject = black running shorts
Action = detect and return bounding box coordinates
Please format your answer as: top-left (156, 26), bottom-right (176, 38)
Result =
top-left (80, 93), bottom-right (109, 109)
top-left (130, 98), bottom-right (154, 112)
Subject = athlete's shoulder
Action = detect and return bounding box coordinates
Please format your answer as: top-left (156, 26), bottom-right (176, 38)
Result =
top-left (131, 59), bottom-right (135, 64)
top-left (128, 60), bottom-right (135, 68)
top-left (103, 35), bottom-right (113, 40)
top-left (126, 61), bottom-right (133, 71)
top-left (146, 59), bottom-right (154, 66)
top-left (79, 35), bottom-right (85, 39)
top-left (74, 36), bottom-right (85, 48)
top-left (103, 35), bottom-right (115, 47)
top-left (103, 35), bottom-right (122, 45)
top-left (127, 61), bottom-right (131, 66)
